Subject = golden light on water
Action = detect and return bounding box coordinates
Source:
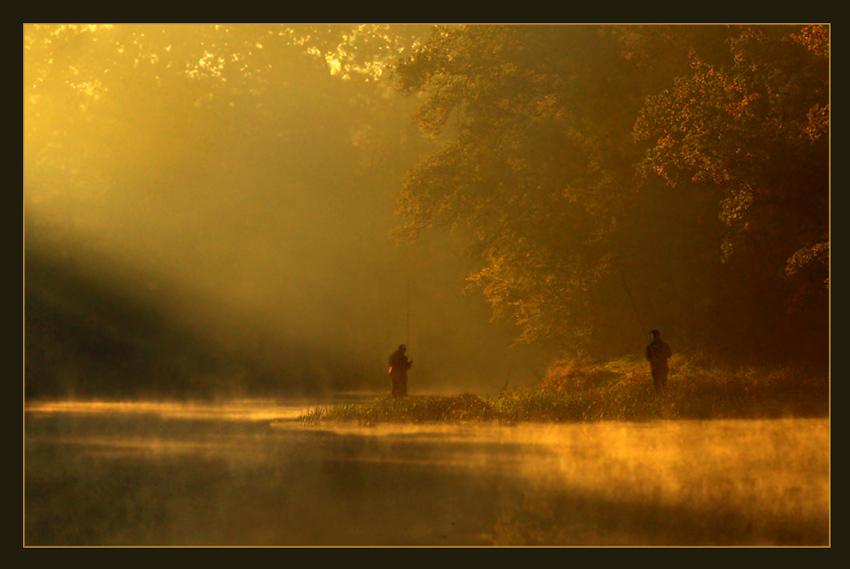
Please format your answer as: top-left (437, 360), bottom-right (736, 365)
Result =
top-left (26, 396), bottom-right (829, 545)
top-left (26, 399), bottom-right (309, 422)
top-left (274, 415), bottom-right (829, 515)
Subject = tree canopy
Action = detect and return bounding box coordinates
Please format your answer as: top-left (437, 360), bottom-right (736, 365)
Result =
top-left (394, 24), bottom-right (829, 367)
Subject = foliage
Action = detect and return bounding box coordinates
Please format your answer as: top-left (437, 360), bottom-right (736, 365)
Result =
top-left (634, 26), bottom-right (828, 269)
top-left (394, 26), bottom-right (645, 351)
top-left (394, 24), bottom-right (829, 366)
top-left (633, 25), bottom-right (829, 364)
top-left (24, 24), bottom-right (433, 244)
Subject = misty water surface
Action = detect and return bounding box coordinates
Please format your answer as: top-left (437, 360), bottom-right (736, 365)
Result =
top-left (24, 398), bottom-right (829, 546)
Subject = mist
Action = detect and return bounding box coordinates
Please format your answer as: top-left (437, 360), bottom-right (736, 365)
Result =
top-left (24, 24), bottom-right (830, 547)
top-left (24, 24), bottom-right (550, 400)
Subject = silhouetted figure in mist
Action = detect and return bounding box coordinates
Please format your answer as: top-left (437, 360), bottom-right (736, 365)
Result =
top-left (646, 329), bottom-right (672, 394)
top-left (388, 344), bottom-right (412, 398)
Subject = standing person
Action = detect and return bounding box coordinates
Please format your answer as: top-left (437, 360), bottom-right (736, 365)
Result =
top-left (645, 329), bottom-right (672, 394)
top-left (388, 344), bottom-right (413, 398)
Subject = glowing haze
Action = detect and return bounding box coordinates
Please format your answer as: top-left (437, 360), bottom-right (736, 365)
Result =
top-left (24, 24), bottom-right (548, 398)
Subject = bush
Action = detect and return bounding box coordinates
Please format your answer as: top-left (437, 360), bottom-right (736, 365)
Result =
top-left (540, 359), bottom-right (623, 393)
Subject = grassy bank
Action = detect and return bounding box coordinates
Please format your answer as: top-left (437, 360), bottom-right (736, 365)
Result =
top-left (300, 354), bottom-right (829, 425)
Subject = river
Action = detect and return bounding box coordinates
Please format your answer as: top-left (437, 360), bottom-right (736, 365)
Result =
top-left (24, 397), bottom-right (829, 546)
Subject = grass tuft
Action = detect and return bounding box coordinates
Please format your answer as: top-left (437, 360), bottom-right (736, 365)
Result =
top-left (301, 392), bottom-right (495, 426)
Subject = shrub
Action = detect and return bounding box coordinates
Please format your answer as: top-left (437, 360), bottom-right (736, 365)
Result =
top-left (540, 359), bottom-right (622, 393)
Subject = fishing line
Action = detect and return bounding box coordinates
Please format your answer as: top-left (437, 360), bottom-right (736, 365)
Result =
top-left (406, 272), bottom-right (410, 347)
top-left (405, 242), bottom-right (412, 348)
top-left (613, 256), bottom-right (647, 340)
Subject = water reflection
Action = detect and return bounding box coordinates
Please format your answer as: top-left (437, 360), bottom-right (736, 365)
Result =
top-left (26, 395), bottom-right (368, 422)
top-left (24, 399), bottom-right (829, 546)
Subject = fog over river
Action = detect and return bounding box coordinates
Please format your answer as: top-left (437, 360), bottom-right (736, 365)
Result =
top-left (24, 398), bottom-right (829, 546)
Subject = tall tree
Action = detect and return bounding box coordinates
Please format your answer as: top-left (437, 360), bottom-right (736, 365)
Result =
top-left (394, 25), bottom-right (646, 354)
top-left (395, 24), bottom-right (829, 367)
top-left (633, 25), bottom-right (829, 363)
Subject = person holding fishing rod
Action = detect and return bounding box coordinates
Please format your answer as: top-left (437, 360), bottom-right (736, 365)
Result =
top-left (614, 258), bottom-right (673, 395)
top-left (388, 344), bottom-right (413, 398)
top-left (646, 329), bottom-right (672, 394)
top-left (388, 257), bottom-right (414, 398)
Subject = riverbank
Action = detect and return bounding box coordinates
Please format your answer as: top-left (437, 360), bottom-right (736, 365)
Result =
top-left (300, 355), bottom-right (829, 425)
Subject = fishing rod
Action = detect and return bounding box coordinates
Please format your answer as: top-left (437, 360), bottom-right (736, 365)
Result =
top-left (406, 272), bottom-right (410, 347)
top-left (613, 255), bottom-right (647, 341)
